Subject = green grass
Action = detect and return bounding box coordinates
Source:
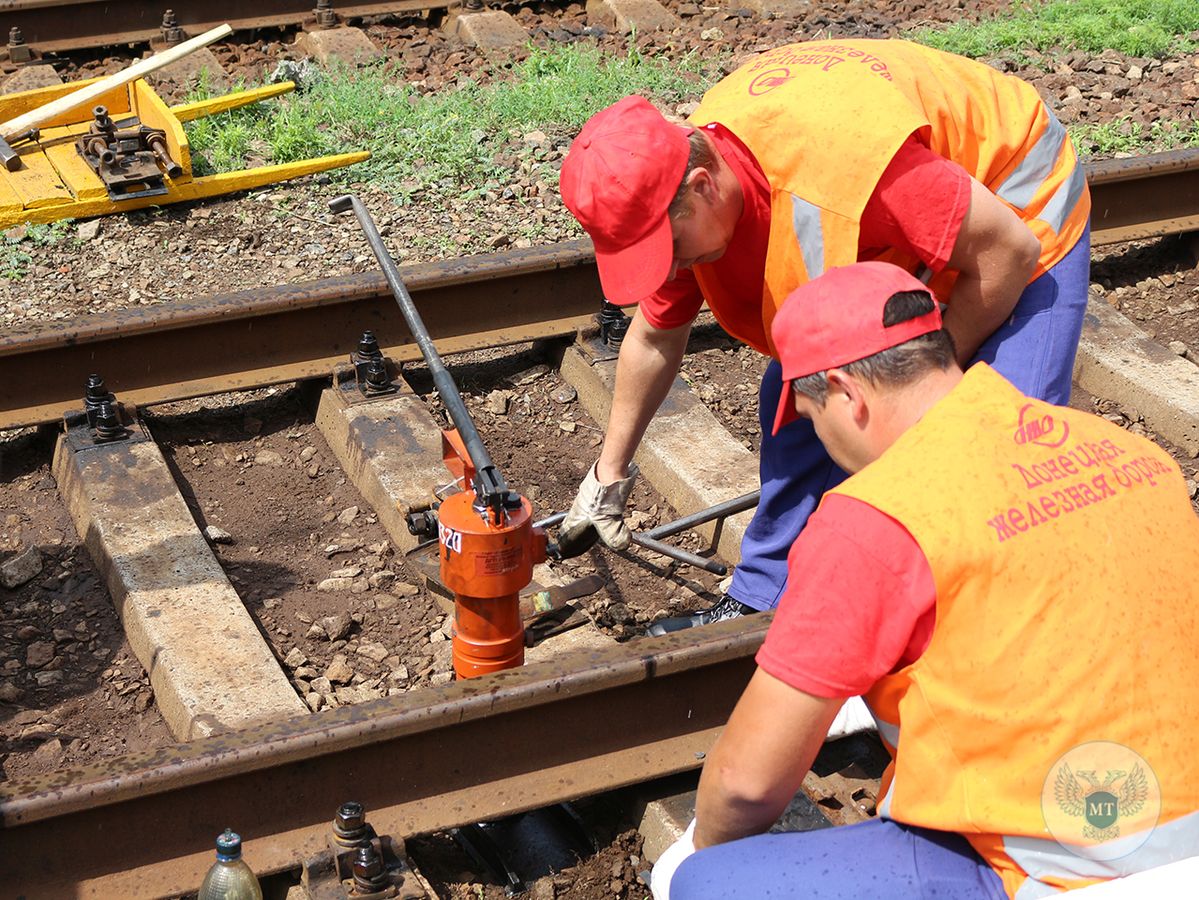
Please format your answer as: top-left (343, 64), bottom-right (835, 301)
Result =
top-left (1, 220), bottom-right (72, 281)
top-left (185, 43), bottom-right (718, 194)
top-left (912, 0), bottom-right (1199, 59)
top-left (1070, 117), bottom-right (1199, 158)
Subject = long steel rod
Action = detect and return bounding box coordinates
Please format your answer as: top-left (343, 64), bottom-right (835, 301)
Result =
top-left (533, 510), bottom-right (727, 573)
top-left (331, 194), bottom-right (509, 508)
top-left (631, 532), bottom-right (727, 575)
top-left (642, 490), bottom-right (761, 540)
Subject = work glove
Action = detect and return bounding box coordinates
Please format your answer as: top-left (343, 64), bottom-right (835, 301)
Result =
top-left (557, 461), bottom-right (640, 556)
top-left (650, 818), bottom-right (697, 900)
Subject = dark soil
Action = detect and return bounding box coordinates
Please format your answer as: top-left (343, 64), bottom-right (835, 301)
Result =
top-left (0, 428), bottom-right (171, 783)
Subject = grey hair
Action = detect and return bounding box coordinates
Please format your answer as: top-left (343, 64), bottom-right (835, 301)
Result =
top-left (790, 290), bottom-right (957, 406)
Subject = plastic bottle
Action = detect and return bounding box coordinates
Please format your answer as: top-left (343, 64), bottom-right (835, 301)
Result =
top-left (197, 828), bottom-right (264, 900)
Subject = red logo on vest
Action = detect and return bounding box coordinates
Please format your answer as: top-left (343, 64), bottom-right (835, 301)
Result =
top-left (1014, 403), bottom-right (1070, 448)
top-left (748, 68), bottom-right (792, 96)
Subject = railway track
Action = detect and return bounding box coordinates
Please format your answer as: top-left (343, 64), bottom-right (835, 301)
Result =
top-left (0, 618), bottom-right (764, 897)
top-left (0, 0), bottom-right (438, 55)
top-left (0, 148), bottom-right (1196, 898)
top-left (1, 146), bottom-right (1198, 432)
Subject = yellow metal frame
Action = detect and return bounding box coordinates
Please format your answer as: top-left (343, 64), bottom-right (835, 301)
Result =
top-left (0, 79), bottom-right (369, 227)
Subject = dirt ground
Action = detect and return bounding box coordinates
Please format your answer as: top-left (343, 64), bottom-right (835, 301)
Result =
top-left (0, 428), bottom-right (172, 783)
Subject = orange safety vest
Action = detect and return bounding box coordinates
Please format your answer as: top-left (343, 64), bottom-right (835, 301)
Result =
top-left (828, 365), bottom-right (1199, 898)
top-left (688, 39), bottom-right (1091, 357)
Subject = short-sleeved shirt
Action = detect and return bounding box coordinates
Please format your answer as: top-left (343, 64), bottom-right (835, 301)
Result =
top-left (636, 130), bottom-right (972, 334)
top-left (755, 494), bottom-right (936, 699)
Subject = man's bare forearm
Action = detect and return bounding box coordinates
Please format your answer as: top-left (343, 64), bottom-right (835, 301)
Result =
top-left (693, 671), bottom-right (841, 850)
top-left (942, 178), bottom-right (1040, 365)
top-left (595, 311), bottom-right (691, 483)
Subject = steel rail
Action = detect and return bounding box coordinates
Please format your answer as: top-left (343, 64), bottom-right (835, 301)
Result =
top-left (0, 1), bottom-right (439, 54)
top-left (0, 150), bottom-right (1196, 432)
top-left (1086, 147), bottom-right (1199, 245)
top-left (0, 239), bottom-right (603, 430)
top-left (0, 615), bottom-right (768, 899)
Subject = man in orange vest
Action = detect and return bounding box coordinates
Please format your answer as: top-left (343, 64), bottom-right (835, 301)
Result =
top-left (650, 262), bottom-right (1199, 899)
top-left (557, 40), bottom-right (1092, 634)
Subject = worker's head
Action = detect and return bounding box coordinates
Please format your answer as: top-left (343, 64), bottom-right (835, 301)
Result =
top-left (771, 262), bottom-right (960, 473)
top-left (560, 96), bottom-right (738, 304)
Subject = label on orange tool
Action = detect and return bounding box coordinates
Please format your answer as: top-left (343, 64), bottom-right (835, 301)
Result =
top-left (475, 546), bottom-right (524, 576)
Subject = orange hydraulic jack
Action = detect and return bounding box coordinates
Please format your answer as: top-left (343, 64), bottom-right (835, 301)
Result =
top-left (330, 194), bottom-right (548, 679)
top-left (438, 429), bottom-right (547, 678)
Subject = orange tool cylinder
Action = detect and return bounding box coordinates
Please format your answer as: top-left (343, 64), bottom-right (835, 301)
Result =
top-left (437, 490), bottom-right (545, 679)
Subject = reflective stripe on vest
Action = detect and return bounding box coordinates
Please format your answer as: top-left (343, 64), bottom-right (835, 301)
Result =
top-left (1006, 811), bottom-right (1199, 886)
top-left (993, 107), bottom-right (1086, 234)
top-left (996, 110), bottom-right (1067, 209)
top-left (1039, 164), bottom-right (1088, 234)
top-left (790, 195), bottom-right (825, 280)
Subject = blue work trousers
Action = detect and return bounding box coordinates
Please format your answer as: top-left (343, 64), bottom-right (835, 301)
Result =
top-left (671, 818), bottom-right (1008, 899)
top-left (728, 228), bottom-right (1092, 610)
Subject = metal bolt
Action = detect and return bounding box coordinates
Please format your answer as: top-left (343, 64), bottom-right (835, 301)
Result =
top-left (7, 26), bottom-right (32, 64)
top-left (598, 301), bottom-right (630, 350)
top-left (355, 330), bottom-right (383, 362)
top-left (351, 844), bottom-right (388, 893)
top-left (333, 801), bottom-right (370, 847)
top-left (462, 0), bottom-right (485, 10)
top-left (93, 402), bottom-right (125, 443)
top-left (363, 358), bottom-right (391, 395)
top-left (84, 374), bottom-right (112, 408)
top-left (160, 9), bottom-right (184, 45)
top-left (313, 0), bottom-right (337, 28)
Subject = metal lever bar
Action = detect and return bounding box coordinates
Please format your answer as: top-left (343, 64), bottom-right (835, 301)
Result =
top-left (642, 490), bottom-right (760, 540)
top-left (534, 492), bottom-right (752, 574)
top-left (630, 533), bottom-right (726, 575)
top-left (329, 194), bottom-right (512, 516)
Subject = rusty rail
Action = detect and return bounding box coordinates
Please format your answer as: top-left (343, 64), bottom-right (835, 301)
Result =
top-left (0, 0), bottom-right (437, 54)
top-left (0, 615), bottom-right (766, 899)
top-left (0, 240), bottom-right (603, 430)
top-left (1087, 147), bottom-right (1199, 245)
top-left (0, 150), bottom-right (1197, 432)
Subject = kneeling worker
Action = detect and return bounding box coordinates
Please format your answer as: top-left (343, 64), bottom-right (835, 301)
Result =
top-left (653, 262), bottom-right (1199, 899)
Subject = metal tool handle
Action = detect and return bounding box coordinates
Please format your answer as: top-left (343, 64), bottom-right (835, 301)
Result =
top-left (330, 194), bottom-right (512, 516)
top-left (535, 493), bottom-right (751, 574)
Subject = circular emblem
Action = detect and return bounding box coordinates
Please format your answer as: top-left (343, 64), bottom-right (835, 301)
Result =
top-left (748, 68), bottom-right (792, 96)
top-left (1041, 741), bottom-right (1161, 860)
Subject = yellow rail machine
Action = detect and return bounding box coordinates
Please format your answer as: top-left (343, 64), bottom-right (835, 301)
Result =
top-left (0, 26), bottom-right (368, 228)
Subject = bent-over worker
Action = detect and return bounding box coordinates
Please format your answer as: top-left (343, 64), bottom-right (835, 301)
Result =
top-left (558, 39), bottom-right (1091, 633)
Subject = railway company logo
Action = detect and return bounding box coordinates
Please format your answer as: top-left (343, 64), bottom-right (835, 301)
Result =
top-left (1014, 402), bottom-right (1070, 448)
top-left (748, 68), bottom-right (792, 95)
top-left (1042, 741), bottom-right (1160, 859)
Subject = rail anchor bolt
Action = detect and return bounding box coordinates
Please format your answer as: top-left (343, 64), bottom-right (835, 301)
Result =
top-left (160, 9), bottom-right (185, 45)
top-left (6, 27), bottom-right (32, 65)
top-left (333, 801), bottom-right (373, 849)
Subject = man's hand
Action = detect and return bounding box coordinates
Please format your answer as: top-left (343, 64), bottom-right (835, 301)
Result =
top-left (558, 461), bottom-right (640, 554)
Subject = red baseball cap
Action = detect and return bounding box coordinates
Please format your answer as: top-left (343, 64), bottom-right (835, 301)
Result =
top-left (560, 96), bottom-right (691, 304)
top-left (770, 262), bottom-right (941, 435)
